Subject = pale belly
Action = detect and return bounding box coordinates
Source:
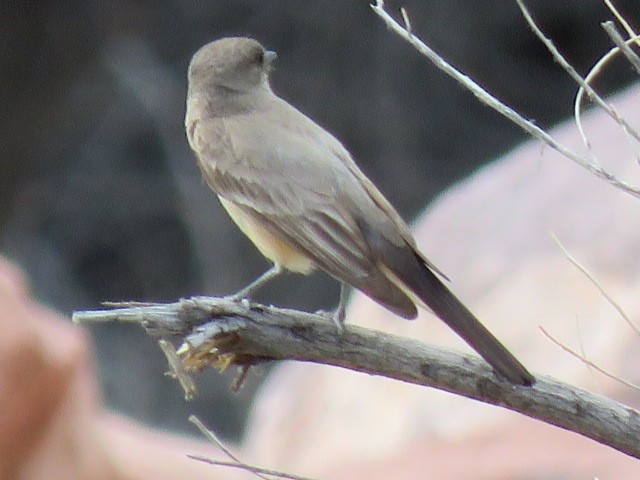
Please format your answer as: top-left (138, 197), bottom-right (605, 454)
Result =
top-left (218, 196), bottom-right (316, 274)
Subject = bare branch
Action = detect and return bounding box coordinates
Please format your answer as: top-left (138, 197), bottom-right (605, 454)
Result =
top-left (189, 415), bottom-right (276, 480)
top-left (541, 327), bottom-right (640, 392)
top-left (515, 0), bottom-right (640, 144)
top-left (370, 1), bottom-right (640, 199)
top-left (601, 20), bottom-right (640, 75)
top-left (552, 235), bottom-right (640, 337)
top-left (574, 33), bottom-right (640, 160)
top-left (74, 296), bottom-right (640, 459)
top-left (187, 455), bottom-right (318, 480)
top-left (604, 0), bottom-right (640, 40)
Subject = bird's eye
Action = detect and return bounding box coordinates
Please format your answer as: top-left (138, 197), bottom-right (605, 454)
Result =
top-left (254, 49), bottom-right (264, 64)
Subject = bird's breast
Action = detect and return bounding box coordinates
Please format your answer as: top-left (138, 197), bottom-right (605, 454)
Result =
top-left (218, 196), bottom-right (316, 274)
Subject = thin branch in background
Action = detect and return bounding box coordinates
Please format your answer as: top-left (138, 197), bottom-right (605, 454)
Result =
top-left (187, 455), bottom-right (318, 480)
top-left (551, 234), bottom-right (640, 337)
top-left (575, 317), bottom-right (602, 392)
top-left (574, 34), bottom-right (640, 160)
top-left (370, 0), bottom-right (640, 199)
top-left (523, 0), bottom-right (640, 166)
top-left (604, 0), bottom-right (640, 40)
top-left (601, 21), bottom-right (640, 75)
top-left (514, 0), bottom-right (640, 144)
top-left (540, 327), bottom-right (640, 392)
top-left (577, 0), bottom-right (636, 155)
top-left (551, 234), bottom-right (640, 392)
top-left (601, 1), bottom-right (640, 167)
top-left (189, 416), bottom-right (243, 463)
top-left (189, 416), bottom-right (279, 480)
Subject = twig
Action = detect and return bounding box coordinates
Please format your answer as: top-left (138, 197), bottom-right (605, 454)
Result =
top-left (515, 0), bottom-right (640, 144)
top-left (574, 39), bottom-right (639, 155)
top-left (187, 455), bottom-right (317, 480)
top-left (552, 234), bottom-right (640, 337)
top-left (369, 0), bottom-right (640, 199)
top-left (231, 364), bottom-right (251, 392)
top-left (74, 296), bottom-right (640, 459)
top-left (541, 327), bottom-right (640, 392)
top-left (597, 4), bottom-right (640, 165)
top-left (189, 416), bottom-right (239, 462)
top-left (575, 318), bottom-right (600, 389)
top-left (601, 21), bottom-right (640, 75)
top-left (604, 0), bottom-right (639, 40)
top-left (159, 339), bottom-right (198, 400)
top-left (400, 7), bottom-right (411, 35)
top-left (189, 415), bottom-right (276, 480)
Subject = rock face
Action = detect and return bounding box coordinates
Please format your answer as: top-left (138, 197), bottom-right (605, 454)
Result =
top-left (244, 85), bottom-right (640, 479)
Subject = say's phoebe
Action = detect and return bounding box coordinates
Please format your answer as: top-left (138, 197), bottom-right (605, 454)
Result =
top-left (185, 37), bottom-right (534, 386)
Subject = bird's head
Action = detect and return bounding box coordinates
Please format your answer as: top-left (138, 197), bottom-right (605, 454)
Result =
top-left (188, 37), bottom-right (276, 94)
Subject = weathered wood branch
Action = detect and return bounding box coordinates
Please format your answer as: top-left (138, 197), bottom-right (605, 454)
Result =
top-left (73, 296), bottom-right (640, 459)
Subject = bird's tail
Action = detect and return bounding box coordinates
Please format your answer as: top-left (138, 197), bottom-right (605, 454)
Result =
top-left (379, 249), bottom-right (535, 386)
top-left (412, 264), bottom-right (534, 385)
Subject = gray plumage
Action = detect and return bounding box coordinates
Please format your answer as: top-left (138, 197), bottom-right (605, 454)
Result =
top-left (185, 37), bottom-right (534, 386)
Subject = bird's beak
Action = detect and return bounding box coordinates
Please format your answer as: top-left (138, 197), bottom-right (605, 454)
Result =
top-left (264, 50), bottom-right (277, 65)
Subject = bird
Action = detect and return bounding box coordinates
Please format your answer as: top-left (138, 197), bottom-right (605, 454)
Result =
top-left (184, 37), bottom-right (534, 386)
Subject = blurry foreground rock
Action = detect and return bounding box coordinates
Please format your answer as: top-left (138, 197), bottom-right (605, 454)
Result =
top-left (243, 84), bottom-right (640, 479)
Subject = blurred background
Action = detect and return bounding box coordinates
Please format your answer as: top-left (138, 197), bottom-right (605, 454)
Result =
top-left (2, 0), bottom-right (639, 442)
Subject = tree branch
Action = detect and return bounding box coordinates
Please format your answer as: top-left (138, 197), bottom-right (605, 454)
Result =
top-left (602, 20), bottom-right (640, 76)
top-left (73, 296), bottom-right (640, 459)
top-left (369, 0), bottom-right (640, 199)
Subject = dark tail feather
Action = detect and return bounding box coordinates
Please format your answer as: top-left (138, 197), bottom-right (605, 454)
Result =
top-left (411, 265), bottom-right (534, 385)
top-left (362, 222), bottom-right (534, 385)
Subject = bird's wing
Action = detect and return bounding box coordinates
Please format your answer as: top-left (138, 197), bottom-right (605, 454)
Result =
top-left (329, 147), bottom-right (450, 281)
top-left (193, 112), bottom-right (418, 317)
top-left (213, 165), bottom-right (373, 281)
top-left (193, 117), bottom-right (363, 274)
